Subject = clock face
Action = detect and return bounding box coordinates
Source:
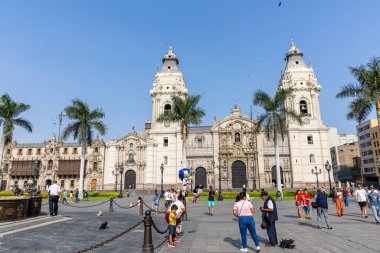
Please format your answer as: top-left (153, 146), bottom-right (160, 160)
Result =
top-left (303, 118), bottom-right (310, 124)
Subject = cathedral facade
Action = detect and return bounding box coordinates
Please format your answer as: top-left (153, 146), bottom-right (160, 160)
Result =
top-left (1, 41), bottom-right (333, 192)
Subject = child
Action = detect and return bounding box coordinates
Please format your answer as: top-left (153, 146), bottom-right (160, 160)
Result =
top-left (168, 204), bottom-right (178, 247)
top-left (153, 193), bottom-right (160, 213)
top-left (192, 194), bottom-right (198, 204)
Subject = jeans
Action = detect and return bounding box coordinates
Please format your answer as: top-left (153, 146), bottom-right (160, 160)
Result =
top-left (49, 195), bottom-right (59, 215)
top-left (344, 197), bottom-right (349, 206)
top-left (317, 207), bottom-right (331, 228)
top-left (266, 221), bottom-right (278, 246)
top-left (238, 216), bottom-right (260, 248)
top-left (370, 206), bottom-right (379, 222)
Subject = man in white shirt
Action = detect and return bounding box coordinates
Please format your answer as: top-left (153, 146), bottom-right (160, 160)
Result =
top-left (48, 180), bottom-right (61, 216)
top-left (164, 189), bottom-right (173, 210)
top-left (169, 194), bottom-right (186, 240)
top-left (354, 184), bottom-right (368, 218)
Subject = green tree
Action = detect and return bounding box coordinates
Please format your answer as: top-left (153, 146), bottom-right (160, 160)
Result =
top-left (253, 88), bottom-right (302, 198)
top-left (336, 57), bottom-right (380, 123)
top-left (0, 94), bottom-right (33, 162)
top-left (157, 95), bottom-right (205, 169)
top-left (62, 99), bottom-right (106, 199)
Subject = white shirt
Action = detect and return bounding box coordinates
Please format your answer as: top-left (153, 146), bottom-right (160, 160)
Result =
top-left (48, 184), bottom-right (61, 196)
top-left (164, 192), bottom-right (172, 201)
top-left (267, 199), bottom-right (274, 209)
top-left (354, 189), bottom-right (367, 202)
top-left (169, 200), bottom-right (185, 216)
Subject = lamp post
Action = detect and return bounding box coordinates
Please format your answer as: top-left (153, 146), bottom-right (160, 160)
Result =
top-left (217, 156), bottom-right (223, 201)
top-left (112, 168), bottom-right (118, 192)
top-left (160, 163), bottom-right (164, 198)
top-left (325, 160), bottom-right (333, 197)
top-left (118, 165), bottom-right (124, 198)
top-left (311, 166), bottom-right (322, 188)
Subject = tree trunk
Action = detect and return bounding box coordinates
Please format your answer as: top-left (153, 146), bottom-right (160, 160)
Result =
top-left (274, 137), bottom-right (283, 200)
top-left (0, 133), bottom-right (5, 167)
top-left (79, 142), bottom-right (86, 199)
top-left (376, 100), bottom-right (380, 132)
top-left (182, 124), bottom-right (187, 169)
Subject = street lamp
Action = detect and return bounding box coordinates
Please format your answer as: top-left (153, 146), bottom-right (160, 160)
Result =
top-left (160, 163), bottom-right (164, 198)
top-left (311, 166), bottom-right (322, 188)
top-left (112, 169), bottom-right (118, 192)
top-left (217, 156), bottom-right (223, 201)
top-left (325, 160), bottom-right (333, 197)
top-left (118, 165), bottom-right (124, 198)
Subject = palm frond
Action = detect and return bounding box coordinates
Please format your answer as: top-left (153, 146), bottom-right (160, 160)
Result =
top-left (336, 83), bottom-right (364, 98)
top-left (253, 90), bottom-right (274, 111)
top-left (13, 118), bottom-right (33, 133)
top-left (346, 97), bottom-right (373, 123)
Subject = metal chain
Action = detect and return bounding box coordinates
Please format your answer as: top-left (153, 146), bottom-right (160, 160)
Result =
top-left (112, 200), bottom-right (139, 209)
top-left (74, 220), bottom-right (144, 253)
top-left (142, 201), bottom-right (166, 214)
top-left (151, 219), bottom-right (169, 234)
top-left (63, 200), bottom-right (110, 209)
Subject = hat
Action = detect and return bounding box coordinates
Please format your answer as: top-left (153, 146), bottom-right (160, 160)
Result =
top-left (369, 185), bottom-right (374, 189)
top-left (260, 191), bottom-right (269, 197)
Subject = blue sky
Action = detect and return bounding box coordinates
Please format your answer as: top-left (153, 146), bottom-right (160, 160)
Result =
top-left (1, 1), bottom-right (379, 142)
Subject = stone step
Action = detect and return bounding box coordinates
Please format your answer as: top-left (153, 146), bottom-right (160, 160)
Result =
top-left (0, 215), bottom-right (71, 235)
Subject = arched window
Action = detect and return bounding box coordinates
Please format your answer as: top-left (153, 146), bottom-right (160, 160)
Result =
top-left (309, 154), bottom-right (316, 163)
top-left (300, 100), bottom-right (308, 115)
top-left (128, 153), bottom-right (134, 162)
top-left (93, 162), bottom-right (98, 172)
top-left (164, 104), bottom-right (171, 113)
top-left (94, 147), bottom-right (99, 153)
top-left (6, 149), bottom-right (10, 155)
top-left (163, 156), bottom-right (168, 165)
top-left (48, 160), bottom-right (53, 170)
top-left (235, 133), bottom-right (241, 143)
top-left (129, 143), bottom-right (133, 149)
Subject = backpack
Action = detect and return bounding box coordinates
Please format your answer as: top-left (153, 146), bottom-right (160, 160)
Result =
top-left (165, 211), bottom-right (170, 223)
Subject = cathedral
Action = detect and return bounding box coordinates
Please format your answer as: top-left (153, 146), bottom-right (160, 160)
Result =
top-left (1, 41), bottom-right (333, 191)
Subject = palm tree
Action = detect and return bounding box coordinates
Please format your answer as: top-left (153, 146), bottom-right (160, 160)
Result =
top-left (157, 95), bottom-right (205, 169)
top-left (253, 88), bottom-right (302, 198)
top-left (61, 99), bottom-right (106, 199)
top-left (0, 94), bottom-right (33, 163)
top-left (336, 56), bottom-right (380, 124)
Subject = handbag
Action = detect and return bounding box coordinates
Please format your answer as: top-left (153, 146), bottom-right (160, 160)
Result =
top-left (311, 201), bottom-right (318, 209)
top-left (261, 212), bottom-right (271, 229)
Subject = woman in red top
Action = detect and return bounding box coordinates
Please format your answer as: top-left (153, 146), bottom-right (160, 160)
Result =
top-left (295, 189), bottom-right (304, 219)
top-left (302, 189), bottom-right (311, 220)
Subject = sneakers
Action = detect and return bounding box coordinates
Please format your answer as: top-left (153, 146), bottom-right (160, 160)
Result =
top-left (255, 245), bottom-right (261, 252)
top-left (240, 248), bottom-right (248, 252)
top-left (168, 243), bottom-right (176, 248)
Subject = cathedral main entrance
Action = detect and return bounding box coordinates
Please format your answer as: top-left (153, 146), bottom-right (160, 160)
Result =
top-left (195, 167), bottom-right (207, 188)
top-left (231, 160), bottom-right (247, 189)
top-left (124, 170), bottom-right (136, 189)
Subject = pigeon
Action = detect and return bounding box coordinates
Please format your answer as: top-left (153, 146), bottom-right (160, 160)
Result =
top-left (99, 221), bottom-right (108, 229)
top-left (97, 211), bottom-right (103, 216)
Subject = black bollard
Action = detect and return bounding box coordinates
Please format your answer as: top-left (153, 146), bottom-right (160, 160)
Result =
top-left (109, 197), bottom-right (114, 213)
top-left (139, 197), bottom-right (144, 216)
top-left (142, 210), bottom-right (154, 253)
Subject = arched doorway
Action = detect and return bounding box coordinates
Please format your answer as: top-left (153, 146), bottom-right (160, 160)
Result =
top-left (124, 170), bottom-right (136, 189)
top-left (271, 166), bottom-right (284, 187)
top-left (195, 167), bottom-right (207, 188)
top-left (91, 179), bottom-right (97, 190)
top-left (232, 160), bottom-right (247, 188)
top-left (45, 179), bottom-right (52, 189)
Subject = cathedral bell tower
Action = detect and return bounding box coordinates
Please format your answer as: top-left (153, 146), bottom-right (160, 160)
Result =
top-left (150, 46), bottom-right (188, 128)
top-left (279, 39), bottom-right (331, 188)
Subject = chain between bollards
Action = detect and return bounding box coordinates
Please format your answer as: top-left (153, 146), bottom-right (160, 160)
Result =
top-left (142, 210), bottom-right (154, 253)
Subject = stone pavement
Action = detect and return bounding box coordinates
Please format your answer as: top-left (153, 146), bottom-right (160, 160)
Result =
top-left (0, 196), bottom-right (379, 253)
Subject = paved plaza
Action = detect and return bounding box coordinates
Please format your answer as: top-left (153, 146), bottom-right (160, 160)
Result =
top-left (0, 196), bottom-right (379, 253)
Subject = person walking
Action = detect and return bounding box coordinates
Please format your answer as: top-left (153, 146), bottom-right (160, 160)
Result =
top-left (208, 186), bottom-right (215, 216)
top-left (367, 186), bottom-right (380, 224)
top-left (69, 190), bottom-right (73, 202)
top-left (153, 192), bottom-right (160, 213)
top-left (315, 188), bottom-right (332, 229)
top-left (164, 189), bottom-right (173, 210)
top-left (334, 188), bottom-right (344, 217)
top-left (354, 184), bottom-right (368, 218)
top-left (295, 189), bottom-right (304, 219)
top-left (342, 188), bottom-right (349, 207)
top-left (75, 189), bottom-right (79, 203)
top-left (48, 180), bottom-right (61, 216)
top-left (302, 189), bottom-right (311, 220)
top-left (260, 191), bottom-right (278, 247)
top-left (62, 189), bottom-right (68, 204)
top-left (233, 192), bottom-right (260, 252)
